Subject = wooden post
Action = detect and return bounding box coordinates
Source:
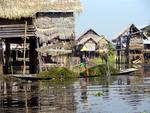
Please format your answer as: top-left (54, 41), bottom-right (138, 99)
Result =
top-left (38, 52), bottom-right (42, 72)
top-left (5, 40), bottom-right (10, 74)
top-left (37, 39), bottom-right (42, 72)
top-left (23, 21), bottom-right (27, 75)
top-left (0, 38), bottom-right (3, 75)
top-left (118, 37), bottom-right (121, 65)
top-left (29, 38), bottom-right (38, 74)
top-left (24, 86), bottom-right (29, 113)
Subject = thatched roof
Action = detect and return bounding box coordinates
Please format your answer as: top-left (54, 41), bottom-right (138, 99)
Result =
top-left (77, 29), bottom-right (108, 52)
top-left (0, 0), bottom-right (82, 19)
top-left (77, 29), bottom-right (108, 45)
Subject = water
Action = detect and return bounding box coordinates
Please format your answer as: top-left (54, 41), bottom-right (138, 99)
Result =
top-left (0, 69), bottom-right (150, 113)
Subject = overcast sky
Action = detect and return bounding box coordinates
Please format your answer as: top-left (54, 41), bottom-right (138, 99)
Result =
top-left (75, 0), bottom-right (150, 40)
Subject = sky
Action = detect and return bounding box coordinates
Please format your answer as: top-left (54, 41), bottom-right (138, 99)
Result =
top-left (75, 0), bottom-right (150, 41)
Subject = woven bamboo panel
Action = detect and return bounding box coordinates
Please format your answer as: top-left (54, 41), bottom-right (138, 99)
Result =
top-left (35, 12), bottom-right (75, 43)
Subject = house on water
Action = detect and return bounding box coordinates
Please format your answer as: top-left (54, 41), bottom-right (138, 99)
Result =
top-left (0, 0), bottom-right (82, 75)
top-left (112, 24), bottom-right (147, 65)
top-left (35, 12), bottom-right (76, 70)
top-left (75, 29), bottom-right (109, 58)
top-left (141, 24), bottom-right (150, 63)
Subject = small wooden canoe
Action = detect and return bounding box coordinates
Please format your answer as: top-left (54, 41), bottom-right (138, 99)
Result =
top-left (12, 74), bottom-right (52, 81)
top-left (112, 68), bottom-right (138, 75)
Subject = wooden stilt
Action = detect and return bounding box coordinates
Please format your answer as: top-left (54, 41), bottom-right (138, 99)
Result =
top-left (37, 39), bottom-right (42, 72)
top-left (38, 52), bottom-right (42, 72)
top-left (23, 21), bottom-right (27, 75)
top-left (29, 38), bottom-right (38, 74)
top-left (5, 40), bottom-right (10, 74)
top-left (24, 86), bottom-right (29, 113)
top-left (0, 38), bottom-right (3, 75)
top-left (10, 50), bottom-right (13, 75)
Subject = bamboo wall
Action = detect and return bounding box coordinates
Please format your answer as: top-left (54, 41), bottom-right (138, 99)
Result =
top-left (35, 12), bottom-right (75, 43)
top-left (35, 12), bottom-right (75, 68)
top-left (128, 35), bottom-right (144, 64)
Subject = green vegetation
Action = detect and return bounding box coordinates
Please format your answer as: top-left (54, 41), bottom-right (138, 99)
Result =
top-left (107, 42), bottom-right (115, 56)
top-left (91, 55), bottom-right (115, 64)
top-left (91, 43), bottom-right (115, 64)
top-left (38, 64), bottom-right (117, 80)
top-left (38, 67), bottom-right (78, 80)
top-left (40, 78), bottom-right (76, 85)
top-left (88, 64), bottom-right (118, 76)
top-left (94, 91), bottom-right (104, 96)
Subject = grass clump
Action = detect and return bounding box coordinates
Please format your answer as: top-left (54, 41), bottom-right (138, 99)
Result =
top-left (38, 67), bottom-right (77, 80)
top-left (88, 64), bottom-right (118, 76)
top-left (91, 55), bottom-right (115, 65)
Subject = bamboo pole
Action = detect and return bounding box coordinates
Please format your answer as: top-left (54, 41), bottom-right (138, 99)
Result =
top-left (0, 38), bottom-right (3, 75)
top-left (24, 86), bottom-right (29, 113)
top-left (23, 21), bottom-right (27, 75)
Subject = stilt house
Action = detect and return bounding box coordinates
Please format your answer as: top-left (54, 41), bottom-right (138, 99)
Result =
top-left (112, 24), bottom-right (147, 65)
top-left (141, 25), bottom-right (150, 63)
top-left (141, 25), bottom-right (150, 37)
top-left (0, 0), bottom-right (82, 74)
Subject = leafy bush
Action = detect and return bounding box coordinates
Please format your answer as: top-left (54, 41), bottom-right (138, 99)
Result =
top-left (107, 42), bottom-right (115, 56)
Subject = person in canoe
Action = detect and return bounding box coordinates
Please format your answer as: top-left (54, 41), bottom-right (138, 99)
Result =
top-left (80, 54), bottom-right (89, 77)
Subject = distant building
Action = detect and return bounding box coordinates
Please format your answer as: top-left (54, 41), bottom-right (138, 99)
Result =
top-left (141, 24), bottom-right (150, 37)
top-left (75, 29), bottom-right (109, 58)
top-left (112, 24), bottom-right (147, 64)
top-left (141, 24), bottom-right (150, 63)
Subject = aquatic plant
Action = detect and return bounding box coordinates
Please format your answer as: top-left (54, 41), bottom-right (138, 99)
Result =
top-left (88, 64), bottom-right (118, 76)
top-left (38, 67), bottom-right (78, 79)
top-left (94, 91), bottom-right (104, 96)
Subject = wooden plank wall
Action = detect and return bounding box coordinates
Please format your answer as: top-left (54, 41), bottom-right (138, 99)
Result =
top-left (0, 24), bottom-right (35, 38)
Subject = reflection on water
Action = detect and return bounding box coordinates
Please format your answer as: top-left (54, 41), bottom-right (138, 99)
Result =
top-left (0, 67), bottom-right (150, 113)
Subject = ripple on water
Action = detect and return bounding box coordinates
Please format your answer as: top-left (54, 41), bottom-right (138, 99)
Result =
top-left (0, 75), bottom-right (150, 113)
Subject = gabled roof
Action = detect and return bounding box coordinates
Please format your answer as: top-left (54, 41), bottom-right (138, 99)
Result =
top-left (77, 29), bottom-right (107, 45)
top-left (78, 29), bottom-right (101, 41)
top-left (112, 24), bottom-right (147, 42)
top-left (0, 0), bottom-right (83, 19)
